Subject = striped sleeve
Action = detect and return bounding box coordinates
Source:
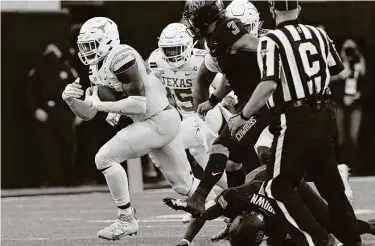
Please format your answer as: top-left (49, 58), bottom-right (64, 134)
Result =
top-left (318, 28), bottom-right (344, 75)
top-left (257, 36), bottom-right (281, 83)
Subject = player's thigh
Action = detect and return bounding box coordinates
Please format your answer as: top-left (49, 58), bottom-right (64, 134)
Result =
top-left (152, 108), bottom-right (182, 143)
top-left (96, 121), bottom-right (159, 164)
top-left (205, 106), bottom-right (223, 133)
top-left (149, 135), bottom-right (192, 186)
top-left (180, 116), bottom-right (200, 149)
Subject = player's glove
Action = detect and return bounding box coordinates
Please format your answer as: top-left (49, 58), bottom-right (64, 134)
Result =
top-left (106, 113), bottom-right (121, 126)
top-left (62, 78), bottom-right (84, 101)
top-left (197, 101), bottom-right (213, 119)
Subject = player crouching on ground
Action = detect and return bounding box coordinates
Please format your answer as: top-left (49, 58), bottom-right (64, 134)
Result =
top-left (62, 17), bottom-right (201, 241)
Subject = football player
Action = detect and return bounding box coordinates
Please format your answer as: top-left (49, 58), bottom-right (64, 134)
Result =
top-left (163, 0), bottom-right (270, 219)
top-left (148, 22), bottom-right (231, 190)
top-left (62, 17), bottom-right (217, 240)
top-left (171, 165), bottom-right (375, 246)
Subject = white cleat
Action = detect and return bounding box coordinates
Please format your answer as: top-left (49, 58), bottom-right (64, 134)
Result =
top-left (182, 213), bottom-right (193, 224)
top-left (97, 208), bottom-right (139, 241)
top-left (338, 164), bottom-right (353, 204)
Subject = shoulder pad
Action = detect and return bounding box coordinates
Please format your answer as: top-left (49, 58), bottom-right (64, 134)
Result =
top-left (109, 47), bottom-right (137, 73)
top-left (193, 48), bottom-right (208, 58)
top-left (148, 49), bottom-right (163, 69)
top-left (217, 18), bottom-right (247, 46)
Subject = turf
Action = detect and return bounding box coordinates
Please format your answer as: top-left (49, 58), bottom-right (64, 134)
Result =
top-left (2, 178), bottom-right (375, 246)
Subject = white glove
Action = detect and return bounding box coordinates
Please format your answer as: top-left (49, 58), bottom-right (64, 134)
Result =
top-left (106, 113), bottom-right (121, 126)
top-left (84, 86), bottom-right (101, 108)
top-left (62, 78), bottom-right (84, 101)
top-left (35, 108), bottom-right (48, 122)
top-left (221, 91), bottom-right (238, 107)
top-left (193, 116), bottom-right (218, 152)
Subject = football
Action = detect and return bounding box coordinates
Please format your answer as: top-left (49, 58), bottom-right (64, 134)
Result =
top-left (91, 85), bottom-right (123, 101)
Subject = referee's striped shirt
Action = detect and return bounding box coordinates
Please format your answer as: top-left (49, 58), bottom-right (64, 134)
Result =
top-left (257, 19), bottom-right (344, 109)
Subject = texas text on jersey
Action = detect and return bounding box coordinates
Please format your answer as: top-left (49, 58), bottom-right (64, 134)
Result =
top-left (205, 17), bottom-right (260, 105)
top-left (149, 48), bottom-right (222, 118)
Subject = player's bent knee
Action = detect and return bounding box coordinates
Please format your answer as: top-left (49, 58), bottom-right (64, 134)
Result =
top-left (95, 147), bottom-right (115, 171)
top-left (225, 160), bottom-right (242, 172)
top-left (209, 144), bottom-right (229, 157)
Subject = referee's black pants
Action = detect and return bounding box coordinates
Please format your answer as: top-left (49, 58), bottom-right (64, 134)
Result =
top-left (197, 105), bottom-right (272, 196)
top-left (264, 103), bottom-right (361, 246)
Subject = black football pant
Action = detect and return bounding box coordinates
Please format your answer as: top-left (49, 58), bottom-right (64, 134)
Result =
top-left (264, 104), bottom-right (361, 246)
top-left (197, 105), bottom-right (273, 197)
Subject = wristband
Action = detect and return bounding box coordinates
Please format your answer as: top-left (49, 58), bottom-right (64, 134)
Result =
top-left (208, 94), bottom-right (221, 107)
top-left (240, 112), bottom-right (250, 120)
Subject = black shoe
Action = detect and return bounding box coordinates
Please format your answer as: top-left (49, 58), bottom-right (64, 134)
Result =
top-left (368, 219), bottom-right (375, 235)
top-left (163, 196), bottom-right (205, 218)
top-left (211, 222), bottom-right (230, 242)
top-left (163, 189), bottom-right (206, 217)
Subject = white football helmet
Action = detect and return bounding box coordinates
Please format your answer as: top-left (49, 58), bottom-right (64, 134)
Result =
top-left (158, 23), bottom-right (195, 68)
top-left (226, 0), bottom-right (261, 37)
top-left (77, 17), bottom-right (120, 65)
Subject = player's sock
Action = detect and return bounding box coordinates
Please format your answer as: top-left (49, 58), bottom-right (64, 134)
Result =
top-left (226, 168), bottom-right (245, 187)
top-left (197, 153), bottom-right (228, 197)
top-left (102, 163), bottom-right (131, 215)
top-left (117, 203), bottom-right (132, 215)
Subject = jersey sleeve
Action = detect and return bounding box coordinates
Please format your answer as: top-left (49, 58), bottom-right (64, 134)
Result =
top-left (220, 18), bottom-right (248, 48)
top-left (147, 49), bottom-right (161, 78)
top-left (109, 47), bottom-right (137, 75)
top-left (318, 28), bottom-right (344, 76)
top-left (204, 54), bottom-right (220, 73)
top-left (257, 35), bottom-right (281, 83)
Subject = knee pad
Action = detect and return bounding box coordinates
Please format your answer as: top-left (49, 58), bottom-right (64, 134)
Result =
top-left (95, 146), bottom-right (117, 171)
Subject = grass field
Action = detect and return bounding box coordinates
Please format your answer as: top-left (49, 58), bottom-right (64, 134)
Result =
top-left (2, 178), bottom-right (375, 246)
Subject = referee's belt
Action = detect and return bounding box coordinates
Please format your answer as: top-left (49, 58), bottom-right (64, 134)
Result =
top-left (285, 98), bottom-right (322, 109)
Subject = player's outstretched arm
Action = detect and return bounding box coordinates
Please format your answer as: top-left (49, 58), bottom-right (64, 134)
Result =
top-left (193, 60), bottom-right (217, 109)
top-left (177, 203), bottom-right (224, 245)
top-left (62, 78), bottom-right (97, 121)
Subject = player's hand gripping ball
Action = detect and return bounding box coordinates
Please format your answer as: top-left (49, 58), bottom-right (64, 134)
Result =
top-left (89, 85), bottom-right (123, 101)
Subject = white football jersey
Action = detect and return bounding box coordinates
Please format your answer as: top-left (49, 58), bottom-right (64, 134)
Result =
top-left (88, 44), bottom-right (169, 122)
top-left (148, 48), bottom-right (223, 118)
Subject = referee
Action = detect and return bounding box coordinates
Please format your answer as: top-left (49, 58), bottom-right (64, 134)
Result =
top-left (228, 1), bottom-right (361, 246)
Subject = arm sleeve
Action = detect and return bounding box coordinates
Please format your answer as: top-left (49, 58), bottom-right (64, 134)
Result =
top-left (257, 36), bottom-right (281, 83)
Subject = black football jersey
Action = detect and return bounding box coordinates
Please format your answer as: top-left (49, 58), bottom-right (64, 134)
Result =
top-left (206, 18), bottom-right (260, 105)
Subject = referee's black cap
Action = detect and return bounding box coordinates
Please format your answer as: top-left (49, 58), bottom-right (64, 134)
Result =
top-left (268, 0), bottom-right (299, 11)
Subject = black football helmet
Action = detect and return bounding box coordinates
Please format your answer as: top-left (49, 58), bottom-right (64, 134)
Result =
top-left (182, 0), bottom-right (225, 38)
top-left (228, 211), bottom-right (266, 246)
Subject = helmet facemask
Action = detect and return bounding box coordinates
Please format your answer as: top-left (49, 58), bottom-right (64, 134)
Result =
top-left (160, 45), bottom-right (190, 68)
top-left (77, 17), bottom-right (120, 66)
top-left (158, 23), bottom-right (196, 68)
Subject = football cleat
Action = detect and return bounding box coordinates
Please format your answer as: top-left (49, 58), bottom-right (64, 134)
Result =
top-left (163, 196), bottom-right (205, 218)
top-left (338, 164), bottom-right (353, 204)
top-left (97, 208), bottom-right (139, 241)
